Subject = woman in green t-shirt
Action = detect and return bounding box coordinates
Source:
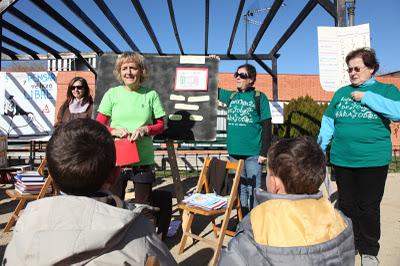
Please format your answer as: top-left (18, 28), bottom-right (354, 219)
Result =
top-left (96, 52), bottom-right (170, 238)
top-left (318, 48), bottom-right (400, 264)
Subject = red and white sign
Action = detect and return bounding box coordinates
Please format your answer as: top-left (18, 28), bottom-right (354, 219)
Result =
top-left (174, 68), bottom-right (208, 91)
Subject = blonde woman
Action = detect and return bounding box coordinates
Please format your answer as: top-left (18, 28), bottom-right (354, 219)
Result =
top-left (96, 52), bottom-right (166, 205)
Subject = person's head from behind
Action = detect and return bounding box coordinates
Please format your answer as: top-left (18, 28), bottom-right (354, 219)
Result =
top-left (114, 52), bottom-right (148, 88)
top-left (66, 76), bottom-right (93, 105)
top-left (46, 119), bottom-right (116, 196)
top-left (266, 136), bottom-right (326, 195)
top-left (234, 64), bottom-right (257, 91)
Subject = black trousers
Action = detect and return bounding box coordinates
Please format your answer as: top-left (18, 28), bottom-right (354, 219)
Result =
top-left (333, 165), bottom-right (388, 256)
top-left (110, 168), bottom-right (172, 240)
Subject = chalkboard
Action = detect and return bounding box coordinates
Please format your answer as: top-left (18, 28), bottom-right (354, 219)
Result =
top-left (95, 54), bottom-right (219, 141)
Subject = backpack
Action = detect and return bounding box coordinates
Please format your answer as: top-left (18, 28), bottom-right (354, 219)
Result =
top-left (228, 90), bottom-right (261, 117)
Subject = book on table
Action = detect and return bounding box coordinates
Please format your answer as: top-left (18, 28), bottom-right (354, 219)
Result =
top-left (16, 170), bottom-right (42, 176)
top-left (14, 180), bottom-right (46, 187)
top-left (15, 185), bottom-right (52, 195)
top-left (13, 170), bottom-right (49, 194)
top-left (14, 178), bottom-right (52, 195)
top-left (15, 171), bottom-right (44, 182)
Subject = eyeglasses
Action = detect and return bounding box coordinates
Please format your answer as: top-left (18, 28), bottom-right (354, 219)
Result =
top-left (346, 66), bottom-right (367, 73)
top-left (71, 85), bottom-right (84, 90)
top-left (234, 72), bottom-right (249, 79)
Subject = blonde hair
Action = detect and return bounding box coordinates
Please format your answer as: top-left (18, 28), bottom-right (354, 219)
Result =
top-left (113, 52), bottom-right (148, 84)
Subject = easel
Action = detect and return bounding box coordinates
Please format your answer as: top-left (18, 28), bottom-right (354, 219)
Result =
top-left (165, 139), bottom-right (184, 204)
top-left (165, 139), bottom-right (190, 230)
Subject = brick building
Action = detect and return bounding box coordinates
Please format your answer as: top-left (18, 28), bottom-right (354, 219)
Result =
top-left (57, 71), bottom-right (400, 147)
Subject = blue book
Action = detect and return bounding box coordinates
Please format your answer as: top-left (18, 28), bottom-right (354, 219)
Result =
top-left (15, 171), bottom-right (44, 182)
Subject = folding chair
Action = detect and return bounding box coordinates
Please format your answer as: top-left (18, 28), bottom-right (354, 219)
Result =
top-left (177, 157), bottom-right (244, 266)
top-left (3, 159), bottom-right (58, 232)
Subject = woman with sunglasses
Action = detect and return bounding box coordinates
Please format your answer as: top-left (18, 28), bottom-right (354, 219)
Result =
top-left (318, 47), bottom-right (400, 265)
top-left (55, 76), bottom-right (93, 128)
top-left (217, 61), bottom-right (272, 217)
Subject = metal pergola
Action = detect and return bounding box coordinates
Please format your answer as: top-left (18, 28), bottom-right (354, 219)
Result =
top-left (0, 0), bottom-right (347, 101)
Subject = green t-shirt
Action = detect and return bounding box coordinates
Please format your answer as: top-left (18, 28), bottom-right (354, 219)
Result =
top-left (325, 81), bottom-right (400, 167)
top-left (219, 88), bottom-right (271, 156)
top-left (98, 85), bottom-right (166, 166)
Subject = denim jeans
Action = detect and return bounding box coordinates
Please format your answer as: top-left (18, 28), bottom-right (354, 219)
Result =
top-left (229, 155), bottom-right (262, 216)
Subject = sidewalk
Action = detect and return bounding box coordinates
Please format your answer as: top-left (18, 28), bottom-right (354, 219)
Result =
top-left (1, 173), bottom-right (399, 265)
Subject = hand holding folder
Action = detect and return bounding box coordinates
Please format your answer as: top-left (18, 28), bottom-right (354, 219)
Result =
top-left (114, 138), bottom-right (140, 166)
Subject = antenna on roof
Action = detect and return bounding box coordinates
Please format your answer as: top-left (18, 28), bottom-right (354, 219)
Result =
top-left (243, 1), bottom-right (286, 64)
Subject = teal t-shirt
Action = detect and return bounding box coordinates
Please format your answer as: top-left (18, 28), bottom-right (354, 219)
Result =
top-left (324, 80), bottom-right (400, 167)
top-left (219, 88), bottom-right (271, 156)
top-left (98, 85), bottom-right (166, 166)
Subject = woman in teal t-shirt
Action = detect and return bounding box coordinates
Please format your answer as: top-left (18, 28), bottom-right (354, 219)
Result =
top-left (96, 53), bottom-right (168, 236)
top-left (318, 48), bottom-right (400, 264)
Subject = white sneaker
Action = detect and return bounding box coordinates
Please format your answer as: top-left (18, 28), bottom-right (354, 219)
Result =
top-left (361, 255), bottom-right (379, 266)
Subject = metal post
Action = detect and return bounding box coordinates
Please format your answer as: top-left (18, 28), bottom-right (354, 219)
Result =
top-left (335, 0), bottom-right (346, 27)
top-left (346, 0), bottom-right (356, 26)
top-left (272, 56), bottom-right (278, 101)
top-left (244, 11), bottom-right (249, 64)
top-left (272, 55), bottom-right (279, 141)
top-left (0, 14), bottom-right (2, 71)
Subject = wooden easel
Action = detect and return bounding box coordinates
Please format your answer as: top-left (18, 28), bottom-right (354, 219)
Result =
top-left (165, 139), bottom-right (184, 204)
top-left (165, 139), bottom-right (191, 231)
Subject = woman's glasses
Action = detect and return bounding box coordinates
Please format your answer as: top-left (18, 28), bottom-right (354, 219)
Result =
top-left (234, 72), bottom-right (249, 79)
top-left (347, 66), bottom-right (367, 73)
top-left (71, 85), bottom-right (84, 90)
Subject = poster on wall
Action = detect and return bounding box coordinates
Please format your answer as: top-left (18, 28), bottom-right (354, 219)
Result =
top-left (318, 23), bottom-right (370, 92)
top-left (0, 72), bottom-right (57, 139)
top-left (174, 68), bottom-right (208, 91)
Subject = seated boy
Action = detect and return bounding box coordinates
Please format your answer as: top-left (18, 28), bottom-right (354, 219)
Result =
top-left (219, 136), bottom-right (355, 265)
top-left (3, 119), bottom-right (177, 266)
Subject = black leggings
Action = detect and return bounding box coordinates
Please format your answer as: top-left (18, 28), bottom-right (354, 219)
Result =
top-left (110, 169), bottom-right (172, 240)
top-left (333, 165), bottom-right (388, 256)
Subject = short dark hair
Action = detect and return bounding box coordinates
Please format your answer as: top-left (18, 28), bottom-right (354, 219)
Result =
top-left (267, 136), bottom-right (326, 194)
top-left (46, 119), bottom-right (116, 196)
top-left (66, 76), bottom-right (93, 105)
top-left (345, 47), bottom-right (380, 75)
top-left (237, 63), bottom-right (257, 85)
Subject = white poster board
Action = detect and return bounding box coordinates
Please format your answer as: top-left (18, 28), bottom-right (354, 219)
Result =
top-left (0, 72), bottom-right (58, 138)
top-left (270, 101), bottom-right (284, 124)
top-left (174, 68), bottom-right (209, 91)
top-left (318, 24), bottom-right (370, 92)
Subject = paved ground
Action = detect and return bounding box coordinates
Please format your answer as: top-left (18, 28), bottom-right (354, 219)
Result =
top-left (1, 173), bottom-right (399, 265)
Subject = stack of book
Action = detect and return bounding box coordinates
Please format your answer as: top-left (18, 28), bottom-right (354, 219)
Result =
top-left (14, 171), bottom-right (51, 195)
top-left (183, 193), bottom-right (228, 210)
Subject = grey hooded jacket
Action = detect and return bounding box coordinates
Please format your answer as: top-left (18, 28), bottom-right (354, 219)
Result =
top-left (218, 190), bottom-right (355, 266)
top-left (3, 195), bottom-right (177, 265)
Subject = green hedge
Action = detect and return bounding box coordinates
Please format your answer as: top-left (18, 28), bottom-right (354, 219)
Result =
top-left (277, 95), bottom-right (328, 138)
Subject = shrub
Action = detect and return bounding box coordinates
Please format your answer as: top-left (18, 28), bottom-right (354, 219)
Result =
top-left (277, 95), bottom-right (328, 138)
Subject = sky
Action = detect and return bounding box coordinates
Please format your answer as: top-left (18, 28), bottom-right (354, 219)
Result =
top-left (1, 0), bottom-right (400, 75)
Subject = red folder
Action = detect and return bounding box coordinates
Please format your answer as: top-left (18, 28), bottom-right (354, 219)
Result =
top-left (114, 139), bottom-right (140, 166)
